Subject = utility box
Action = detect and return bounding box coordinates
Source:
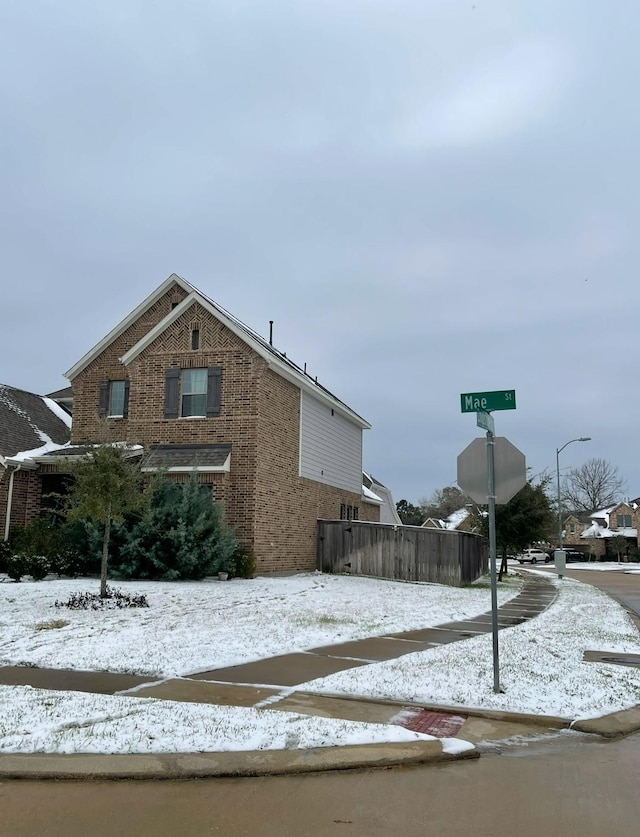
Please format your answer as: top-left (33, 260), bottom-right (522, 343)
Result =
top-left (554, 549), bottom-right (566, 578)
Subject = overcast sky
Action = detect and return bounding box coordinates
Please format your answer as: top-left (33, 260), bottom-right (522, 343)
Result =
top-left (1, 1), bottom-right (638, 504)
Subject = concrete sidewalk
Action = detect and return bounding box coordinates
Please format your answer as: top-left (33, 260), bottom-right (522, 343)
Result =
top-left (2, 571), bottom-right (639, 778)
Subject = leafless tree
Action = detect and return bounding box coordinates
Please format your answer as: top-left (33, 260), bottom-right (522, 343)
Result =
top-left (561, 458), bottom-right (626, 513)
top-left (420, 486), bottom-right (472, 520)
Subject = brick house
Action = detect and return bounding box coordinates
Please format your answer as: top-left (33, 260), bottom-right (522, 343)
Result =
top-left (0, 385), bottom-right (71, 539)
top-left (563, 501), bottom-right (639, 558)
top-left (55, 274), bottom-right (378, 573)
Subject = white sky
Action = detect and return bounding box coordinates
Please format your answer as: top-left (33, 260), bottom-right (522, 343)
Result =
top-left (1, 568), bottom-right (639, 754)
top-left (1, 1), bottom-right (639, 502)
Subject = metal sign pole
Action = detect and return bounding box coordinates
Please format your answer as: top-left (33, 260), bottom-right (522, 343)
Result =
top-left (486, 427), bottom-right (500, 693)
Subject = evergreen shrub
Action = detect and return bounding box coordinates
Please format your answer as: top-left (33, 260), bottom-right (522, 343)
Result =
top-left (110, 477), bottom-right (238, 580)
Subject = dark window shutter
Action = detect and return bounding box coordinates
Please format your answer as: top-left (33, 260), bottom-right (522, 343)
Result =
top-left (98, 380), bottom-right (109, 418)
top-left (164, 368), bottom-right (180, 418)
top-left (206, 366), bottom-right (221, 417)
top-left (123, 380), bottom-right (130, 418)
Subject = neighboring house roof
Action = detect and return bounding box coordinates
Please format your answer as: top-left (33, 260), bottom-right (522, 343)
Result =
top-left (580, 523), bottom-right (637, 539)
top-left (589, 503), bottom-right (637, 526)
top-left (65, 274), bottom-right (370, 430)
top-left (46, 386), bottom-right (73, 401)
top-left (140, 444), bottom-right (232, 473)
top-left (421, 507), bottom-right (472, 531)
top-left (0, 384), bottom-right (71, 463)
top-left (362, 484), bottom-right (383, 504)
top-left (46, 386), bottom-right (74, 416)
top-left (362, 472), bottom-right (402, 524)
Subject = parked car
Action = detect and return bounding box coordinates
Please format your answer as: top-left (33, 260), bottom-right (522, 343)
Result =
top-left (517, 548), bottom-right (551, 564)
top-left (562, 549), bottom-right (587, 563)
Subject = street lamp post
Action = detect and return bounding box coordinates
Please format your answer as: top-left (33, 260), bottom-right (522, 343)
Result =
top-left (556, 437), bottom-right (591, 570)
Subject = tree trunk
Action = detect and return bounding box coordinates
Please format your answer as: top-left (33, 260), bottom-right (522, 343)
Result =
top-left (100, 508), bottom-right (111, 599)
top-left (497, 551), bottom-right (507, 581)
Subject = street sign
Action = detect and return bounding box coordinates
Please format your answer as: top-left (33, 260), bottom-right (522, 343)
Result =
top-left (457, 437), bottom-right (526, 504)
top-left (460, 390), bottom-right (516, 413)
top-left (476, 411), bottom-right (495, 434)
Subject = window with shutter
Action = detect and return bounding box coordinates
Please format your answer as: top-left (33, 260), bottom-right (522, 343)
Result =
top-left (98, 381), bottom-right (109, 418)
top-left (99, 380), bottom-right (130, 418)
top-left (108, 381), bottom-right (126, 417)
top-left (164, 368), bottom-right (180, 418)
top-left (164, 367), bottom-right (222, 418)
top-left (206, 367), bottom-right (221, 417)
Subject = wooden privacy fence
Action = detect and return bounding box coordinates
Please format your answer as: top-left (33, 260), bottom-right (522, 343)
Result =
top-left (317, 520), bottom-right (487, 587)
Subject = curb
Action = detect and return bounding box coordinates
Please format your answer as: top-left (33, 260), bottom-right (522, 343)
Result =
top-left (293, 690), bottom-right (573, 729)
top-left (0, 740), bottom-right (478, 781)
top-left (571, 706), bottom-right (640, 739)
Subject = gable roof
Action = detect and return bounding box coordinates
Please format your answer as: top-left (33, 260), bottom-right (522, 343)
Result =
top-left (0, 384), bottom-right (72, 462)
top-left (64, 275), bottom-right (184, 382)
top-left (69, 273), bottom-right (369, 428)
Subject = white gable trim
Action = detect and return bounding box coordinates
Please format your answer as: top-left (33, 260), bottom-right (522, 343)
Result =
top-left (64, 274), bottom-right (191, 381)
top-left (120, 291), bottom-right (371, 429)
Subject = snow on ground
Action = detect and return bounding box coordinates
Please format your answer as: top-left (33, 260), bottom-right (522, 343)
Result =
top-left (1, 568), bottom-right (639, 754)
top-left (0, 686), bottom-right (436, 755)
top-left (301, 573), bottom-right (640, 719)
top-left (0, 573), bottom-right (520, 676)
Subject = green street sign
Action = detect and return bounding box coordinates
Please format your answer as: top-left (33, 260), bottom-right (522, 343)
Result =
top-left (460, 390), bottom-right (516, 413)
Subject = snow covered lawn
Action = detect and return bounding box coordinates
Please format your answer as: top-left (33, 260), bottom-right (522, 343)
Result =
top-left (0, 573), bottom-right (520, 676)
top-left (1, 569), bottom-right (640, 754)
top-left (303, 571), bottom-right (640, 718)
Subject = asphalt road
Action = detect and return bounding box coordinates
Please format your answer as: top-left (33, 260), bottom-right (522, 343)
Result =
top-left (563, 566), bottom-right (640, 625)
top-left (2, 732), bottom-right (639, 837)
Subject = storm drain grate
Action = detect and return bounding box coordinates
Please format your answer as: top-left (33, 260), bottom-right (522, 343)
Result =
top-left (391, 708), bottom-right (467, 737)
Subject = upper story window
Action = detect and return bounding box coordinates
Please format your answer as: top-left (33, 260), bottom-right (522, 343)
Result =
top-left (182, 368), bottom-right (207, 417)
top-left (98, 380), bottom-right (129, 418)
top-left (164, 366), bottom-right (221, 419)
top-left (191, 329), bottom-right (200, 350)
top-left (616, 514), bottom-right (632, 528)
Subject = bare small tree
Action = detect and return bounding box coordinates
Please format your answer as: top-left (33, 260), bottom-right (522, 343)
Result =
top-left (420, 486), bottom-right (472, 521)
top-left (64, 444), bottom-right (146, 598)
top-left (562, 458), bottom-right (626, 513)
top-left (610, 535), bottom-right (628, 563)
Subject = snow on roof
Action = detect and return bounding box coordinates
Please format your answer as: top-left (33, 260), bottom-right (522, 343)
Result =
top-left (580, 523), bottom-right (637, 539)
top-left (445, 508), bottom-right (471, 529)
top-left (42, 396), bottom-right (72, 429)
top-left (0, 384), bottom-right (71, 460)
top-left (362, 484), bottom-right (383, 504)
top-left (7, 440), bottom-right (71, 465)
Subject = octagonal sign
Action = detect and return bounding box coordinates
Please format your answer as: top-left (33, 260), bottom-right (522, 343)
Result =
top-left (457, 437), bottom-right (526, 505)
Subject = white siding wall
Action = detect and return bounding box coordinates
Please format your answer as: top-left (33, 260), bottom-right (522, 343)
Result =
top-left (299, 391), bottom-right (363, 493)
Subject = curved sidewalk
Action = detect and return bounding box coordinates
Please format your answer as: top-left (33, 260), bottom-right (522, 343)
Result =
top-left (0, 575), bottom-right (565, 778)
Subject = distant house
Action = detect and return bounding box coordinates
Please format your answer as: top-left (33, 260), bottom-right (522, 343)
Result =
top-left (422, 507), bottom-right (475, 533)
top-left (563, 501), bottom-right (639, 558)
top-left (0, 384), bottom-right (71, 539)
top-left (18, 274), bottom-right (378, 573)
top-left (362, 473), bottom-right (402, 525)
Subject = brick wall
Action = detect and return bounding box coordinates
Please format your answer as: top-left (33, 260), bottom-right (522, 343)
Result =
top-left (124, 303), bottom-right (260, 550)
top-left (67, 286), bottom-right (375, 573)
top-left (563, 516), bottom-right (583, 546)
top-left (254, 367), bottom-right (378, 573)
top-left (71, 285), bottom-right (189, 444)
top-left (0, 468), bottom-right (42, 537)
